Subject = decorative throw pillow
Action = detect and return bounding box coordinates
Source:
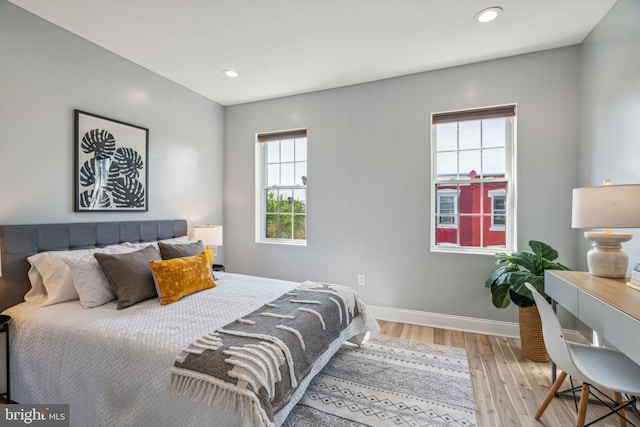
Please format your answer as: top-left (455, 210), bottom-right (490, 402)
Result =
top-left (148, 252), bottom-right (216, 305)
top-left (64, 245), bottom-right (138, 308)
top-left (158, 240), bottom-right (205, 260)
top-left (94, 245), bottom-right (162, 309)
top-left (204, 247), bottom-right (214, 266)
top-left (159, 240), bottom-right (214, 266)
top-left (63, 252), bottom-right (116, 308)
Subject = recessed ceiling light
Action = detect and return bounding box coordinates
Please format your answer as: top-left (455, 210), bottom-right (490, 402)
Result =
top-left (474, 7), bottom-right (503, 23)
top-left (223, 69), bottom-right (238, 78)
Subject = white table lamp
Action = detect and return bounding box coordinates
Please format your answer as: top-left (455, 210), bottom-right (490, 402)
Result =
top-left (572, 182), bottom-right (640, 278)
top-left (193, 225), bottom-right (223, 256)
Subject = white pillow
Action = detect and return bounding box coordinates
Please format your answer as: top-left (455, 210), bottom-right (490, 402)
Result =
top-left (26, 249), bottom-right (91, 306)
top-left (123, 236), bottom-right (192, 250)
top-left (64, 244), bottom-right (138, 308)
top-left (26, 263), bottom-right (48, 305)
top-left (24, 244), bottom-right (134, 307)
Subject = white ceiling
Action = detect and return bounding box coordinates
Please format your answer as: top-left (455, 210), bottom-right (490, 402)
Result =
top-left (9, 0), bottom-right (616, 106)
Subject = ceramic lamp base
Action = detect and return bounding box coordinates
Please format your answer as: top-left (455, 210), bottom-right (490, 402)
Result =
top-left (584, 231), bottom-right (632, 278)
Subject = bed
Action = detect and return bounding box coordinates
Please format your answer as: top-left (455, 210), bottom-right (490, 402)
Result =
top-left (0, 220), bottom-right (379, 427)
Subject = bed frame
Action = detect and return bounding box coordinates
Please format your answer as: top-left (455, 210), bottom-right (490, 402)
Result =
top-left (0, 219), bottom-right (188, 313)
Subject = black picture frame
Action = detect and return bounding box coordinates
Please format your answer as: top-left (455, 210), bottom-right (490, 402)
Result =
top-left (74, 110), bottom-right (149, 212)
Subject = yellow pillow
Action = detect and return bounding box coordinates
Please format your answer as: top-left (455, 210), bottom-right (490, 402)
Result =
top-left (148, 252), bottom-right (216, 305)
top-left (204, 247), bottom-right (214, 266)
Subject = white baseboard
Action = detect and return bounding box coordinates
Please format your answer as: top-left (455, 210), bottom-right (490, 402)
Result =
top-left (367, 304), bottom-right (520, 338)
top-left (367, 305), bottom-right (590, 343)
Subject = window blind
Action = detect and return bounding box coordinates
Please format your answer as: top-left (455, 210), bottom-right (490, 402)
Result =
top-left (257, 129), bottom-right (307, 143)
top-left (432, 105), bottom-right (515, 124)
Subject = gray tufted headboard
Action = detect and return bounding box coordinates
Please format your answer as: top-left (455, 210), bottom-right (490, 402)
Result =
top-left (0, 219), bottom-right (188, 313)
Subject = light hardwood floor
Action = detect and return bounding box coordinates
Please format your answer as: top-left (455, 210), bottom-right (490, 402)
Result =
top-left (377, 319), bottom-right (640, 427)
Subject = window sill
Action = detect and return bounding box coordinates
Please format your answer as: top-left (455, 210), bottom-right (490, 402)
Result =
top-left (430, 245), bottom-right (510, 256)
top-left (257, 239), bottom-right (307, 247)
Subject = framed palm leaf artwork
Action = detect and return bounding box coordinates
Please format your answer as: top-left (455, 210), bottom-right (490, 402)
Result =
top-left (74, 110), bottom-right (149, 212)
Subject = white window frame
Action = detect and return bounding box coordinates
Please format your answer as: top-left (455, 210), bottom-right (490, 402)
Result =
top-left (488, 188), bottom-right (506, 231)
top-left (255, 129), bottom-right (307, 246)
top-left (436, 189), bottom-right (458, 229)
top-left (429, 104), bottom-right (517, 255)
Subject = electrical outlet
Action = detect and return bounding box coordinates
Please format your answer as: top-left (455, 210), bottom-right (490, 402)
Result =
top-left (357, 274), bottom-right (366, 286)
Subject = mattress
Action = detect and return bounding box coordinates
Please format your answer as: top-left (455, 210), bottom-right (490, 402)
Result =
top-left (3, 272), bottom-right (379, 427)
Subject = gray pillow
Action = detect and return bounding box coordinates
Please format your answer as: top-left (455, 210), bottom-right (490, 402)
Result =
top-left (158, 240), bottom-right (205, 260)
top-left (94, 245), bottom-right (162, 310)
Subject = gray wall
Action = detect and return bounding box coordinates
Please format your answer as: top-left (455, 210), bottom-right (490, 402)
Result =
top-left (224, 47), bottom-right (581, 323)
top-left (0, 2), bottom-right (224, 249)
top-left (7, 0), bottom-right (638, 326)
top-left (579, 0), bottom-right (640, 270)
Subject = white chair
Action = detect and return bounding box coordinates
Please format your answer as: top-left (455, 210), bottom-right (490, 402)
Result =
top-left (524, 282), bottom-right (640, 427)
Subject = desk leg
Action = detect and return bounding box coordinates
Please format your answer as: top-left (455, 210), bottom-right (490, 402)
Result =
top-left (551, 300), bottom-right (558, 384)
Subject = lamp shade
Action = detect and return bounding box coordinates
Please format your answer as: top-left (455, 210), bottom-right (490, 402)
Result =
top-left (193, 225), bottom-right (223, 246)
top-left (571, 184), bottom-right (640, 229)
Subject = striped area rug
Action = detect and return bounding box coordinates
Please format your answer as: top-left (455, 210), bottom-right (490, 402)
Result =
top-left (284, 335), bottom-right (477, 427)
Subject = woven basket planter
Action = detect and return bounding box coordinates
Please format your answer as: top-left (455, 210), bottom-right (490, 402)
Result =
top-left (519, 305), bottom-right (549, 362)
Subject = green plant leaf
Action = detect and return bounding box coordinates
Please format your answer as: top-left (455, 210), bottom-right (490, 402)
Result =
top-left (494, 252), bottom-right (513, 263)
top-left (541, 258), bottom-right (570, 271)
top-left (491, 283), bottom-right (512, 308)
top-left (529, 240), bottom-right (558, 262)
top-left (529, 240), bottom-right (543, 259)
top-left (509, 271), bottom-right (538, 286)
top-left (510, 252), bottom-right (540, 274)
top-left (510, 273), bottom-right (540, 300)
top-left (485, 264), bottom-right (518, 287)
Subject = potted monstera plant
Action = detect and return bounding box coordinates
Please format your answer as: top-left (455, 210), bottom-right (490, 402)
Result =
top-left (485, 240), bottom-right (570, 361)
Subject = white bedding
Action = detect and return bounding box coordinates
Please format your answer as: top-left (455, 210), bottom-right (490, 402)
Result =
top-left (3, 272), bottom-right (379, 427)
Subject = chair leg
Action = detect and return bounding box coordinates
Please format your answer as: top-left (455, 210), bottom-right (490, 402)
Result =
top-left (536, 371), bottom-right (568, 420)
top-left (613, 392), bottom-right (626, 427)
top-left (576, 383), bottom-right (590, 427)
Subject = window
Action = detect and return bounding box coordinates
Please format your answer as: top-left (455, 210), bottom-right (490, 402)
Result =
top-left (436, 189), bottom-right (458, 228)
top-left (256, 129), bottom-right (307, 244)
top-left (489, 189), bottom-right (506, 230)
top-left (430, 105), bottom-right (515, 253)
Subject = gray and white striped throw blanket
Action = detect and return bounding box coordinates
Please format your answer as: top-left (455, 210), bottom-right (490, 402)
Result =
top-left (169, 281), bottom-right (365, 427)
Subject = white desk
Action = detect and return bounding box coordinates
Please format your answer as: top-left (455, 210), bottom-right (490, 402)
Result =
top-left (545, 270), bottom-right (640, 365)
